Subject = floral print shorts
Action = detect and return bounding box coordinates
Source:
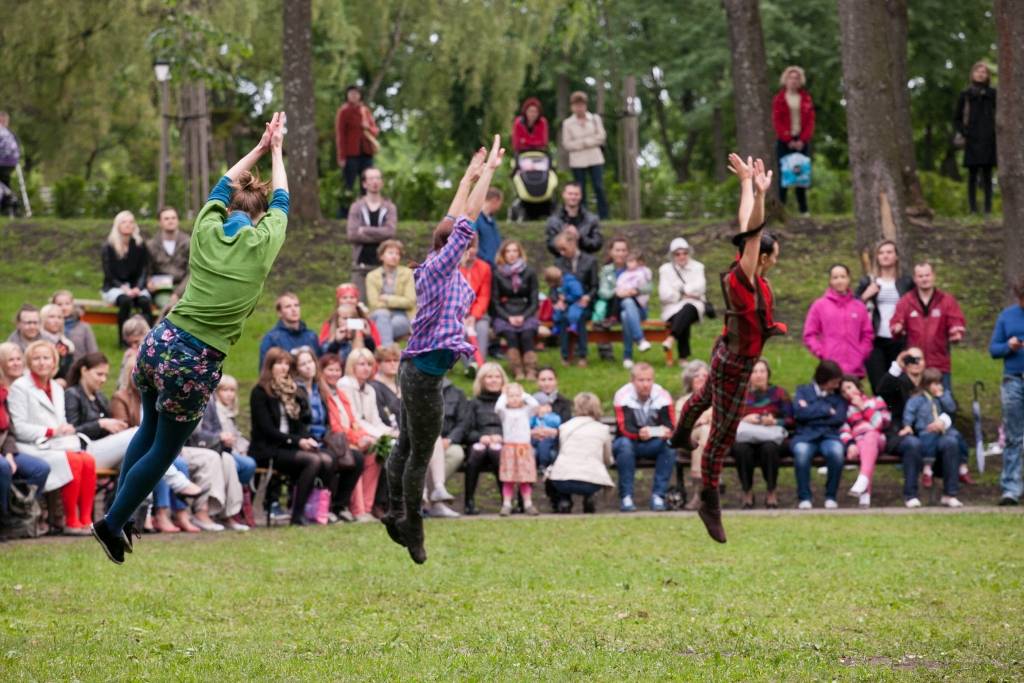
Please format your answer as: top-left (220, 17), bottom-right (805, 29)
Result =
top-left (134, 320), bottom-right (226, 423)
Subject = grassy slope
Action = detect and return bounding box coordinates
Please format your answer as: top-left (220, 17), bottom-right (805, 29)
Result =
top-left (0, 214), bottom-right (1005, 400)
top-left (0, 512), bottom-right (1022, 680)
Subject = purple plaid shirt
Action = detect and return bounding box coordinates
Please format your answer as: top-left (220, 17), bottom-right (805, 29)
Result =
top-left (402, 216), bottom-right (477, 360)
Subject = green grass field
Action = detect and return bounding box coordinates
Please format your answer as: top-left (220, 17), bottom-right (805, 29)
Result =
top-left (1, 511), bottom-right (1022, 680)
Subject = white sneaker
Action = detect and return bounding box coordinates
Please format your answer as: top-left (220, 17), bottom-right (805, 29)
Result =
top-left (661, 338), bottom-right (674, 351)
top-left (623, 359), bottom-right (635, 370)
top-left (905, 497), bottom-right (922, 508)
top-left (637, 339), bottom-right (652, 353)
top-left (858, 493), bottom-right (871, 508)
top-left (429, 502), bottom-right (461, 518)
top-left (816, 466), bottom-right (828, 475)
top-left (338, 509), bottom-right (356, 523)
top-left (429, 488), bottom-right (455, 503)
top-left (355, 513), bottom-right (377, 523)
top-left (848, 474), bottom-right (870, 496)
top-left (225, 520), bottom-right (250, 532)
top-left (192, 519), bottom-right (225, 532)
top-left (941, 496), bottom-right (964, 508)
top-left (824, 499), bottom-right (839, 510)
top-left (797, 500), bottom-right (813, 510)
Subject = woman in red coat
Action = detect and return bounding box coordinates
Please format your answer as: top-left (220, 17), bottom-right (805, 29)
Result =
top-left (772, 66), bottom-right (815, 215)
top-left (511, 97), bottom-right (549, 154)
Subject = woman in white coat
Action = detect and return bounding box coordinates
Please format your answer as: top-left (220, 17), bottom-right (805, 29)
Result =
top-left (8, 340), bottom-right (96, 534)
top-left (548, 392), bottom-right (613, 513)
top-left (658, 237), bottom-right (707, 366)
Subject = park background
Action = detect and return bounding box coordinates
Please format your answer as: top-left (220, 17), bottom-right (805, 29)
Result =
top-left (1, 1), bottom-right (1023, 680)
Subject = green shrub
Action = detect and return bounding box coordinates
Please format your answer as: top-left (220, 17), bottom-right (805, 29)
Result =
top-left (100, 174), bottom-right (153, 217)
top-left (53, 175), bottom-right (87, 218)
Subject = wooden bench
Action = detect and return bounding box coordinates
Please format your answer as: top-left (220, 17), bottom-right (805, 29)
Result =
top-left (569, 320), bottom-right (675, 364)
top-left (77, 298), bottom-right (159, 326)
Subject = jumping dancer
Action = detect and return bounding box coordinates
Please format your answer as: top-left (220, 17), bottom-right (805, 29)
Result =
top-left (384, 136), bottom-right (505, 564)
top-left (671, 154), bottom-right (786, 543)
top-left (92, 112), bottom-right (289, 563)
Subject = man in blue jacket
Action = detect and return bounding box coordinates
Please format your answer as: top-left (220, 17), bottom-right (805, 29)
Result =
top-left (258, 292), bottom-right (320, 369)
top-left (990, 278), bottom-right (1024, 506)
top-left (791, 360), bottom-right (848, 509)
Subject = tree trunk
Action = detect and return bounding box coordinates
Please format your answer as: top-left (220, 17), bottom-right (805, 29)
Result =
top-left (649, 86), bottom-right (688, 183)
top-left (996, 0), bottom-right (1024, 297)
top-left (885, 0), bottom-right (931, 219)
top-left (366, 9), bottom-right (403, 104)
top-left (721, 0), bottom-right (778, 215)
top-left (556, 70), bottom-right (570, 171)
top-left (622, 75), bottom-right (641, 220)
top-left (282, 0), bottom-right (322, 223)
top-left (838, 0), bottom-right (913, 263)
top-left (712, 105), bottom-right (728, 182)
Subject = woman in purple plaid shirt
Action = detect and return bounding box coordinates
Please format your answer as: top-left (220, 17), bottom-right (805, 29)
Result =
top-left (383, 136), bottom-right (505, 564)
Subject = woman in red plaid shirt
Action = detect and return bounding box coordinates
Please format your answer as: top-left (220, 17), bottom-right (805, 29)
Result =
top-left (383, 136), bottom-right (505, 565)
top-left (671, 154), bottom-right (787, 543)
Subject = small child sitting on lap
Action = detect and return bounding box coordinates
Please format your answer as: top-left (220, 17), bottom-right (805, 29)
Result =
top-left (615, 250), bottom-right (653, 311)
top-left (543, 265), bottom-right (585, 335)
top-left (495, 383), bottom-right (540, 516)
top-left (900, 368), bottom-right (968, 497)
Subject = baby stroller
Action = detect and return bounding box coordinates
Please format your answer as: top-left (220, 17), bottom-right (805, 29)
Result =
top-left (0, 179), bottom-right (21, 218)
top-left (509, 150), bottom-right (558, 222)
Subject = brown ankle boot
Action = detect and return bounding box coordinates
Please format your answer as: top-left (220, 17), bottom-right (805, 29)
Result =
top-left (506, 348), bottom-right (525, 380)
top-left (697, 487), bottom-right (727, 543)
top-left (684, 476), bottom-right (702, 511)
top-left (523, 351), bottom-right (538, 380)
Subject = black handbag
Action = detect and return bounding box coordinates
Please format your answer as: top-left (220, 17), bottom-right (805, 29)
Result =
top-left (323, 432), bottom-right (357, 470)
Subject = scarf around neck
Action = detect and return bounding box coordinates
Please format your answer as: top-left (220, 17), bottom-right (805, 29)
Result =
top-left (271, 375), bottom-right (301, 420)
top-left (499, 258), bottom-right (527, 291)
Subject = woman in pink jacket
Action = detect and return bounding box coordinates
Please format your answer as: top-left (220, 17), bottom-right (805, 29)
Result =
top-left (803, 264), bottom-right (874, 377)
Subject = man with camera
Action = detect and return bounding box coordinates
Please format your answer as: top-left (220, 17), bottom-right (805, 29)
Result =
top-left (876, 347), bottom-right (929, 507)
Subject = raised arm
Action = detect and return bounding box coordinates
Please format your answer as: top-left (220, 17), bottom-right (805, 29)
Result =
top-left (465, 135), bottom-right (506, 221)
top-left (446, 147), bottom-right (486, 219)
top-left (729, 154), bottom-right (760, 281)
top-left (270, 112), bottom-right (288, 193)
top-left (750, 157), bottom-right (771, 229)
top-left (225, 112), bottom-right (279, 184)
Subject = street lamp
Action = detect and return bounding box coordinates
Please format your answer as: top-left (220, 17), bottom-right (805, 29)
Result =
top-left (154, 60), bottom-right (171, 210)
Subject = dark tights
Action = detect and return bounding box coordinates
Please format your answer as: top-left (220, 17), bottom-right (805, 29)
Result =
top-left (967, 165), bottom-right (993, 213)
top-left (261, 447), bottom-right (337, 523)
top-left (386, 362), bottom-right (444, 521)
top-left (115, 294), bottom-right (155, 345)
top-left (732, 441), bottom-right (782, 492)
top-left (668, 304), bottom-right (700, 359)
top-left (464, 443), bottom-right (501, 505)
top-left (501, 328), bottom-right (536, 355)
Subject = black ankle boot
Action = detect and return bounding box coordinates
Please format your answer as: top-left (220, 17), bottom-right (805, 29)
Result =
top-left (91, 519), bottom-right (126, 565)
top-left (397, 515), bottom-right (427, 564)
top-left (697, 487), bottom-right (727, 544)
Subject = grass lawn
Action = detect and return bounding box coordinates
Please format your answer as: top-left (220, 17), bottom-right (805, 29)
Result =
top-left (1, 510), bottom-right (1022, 680)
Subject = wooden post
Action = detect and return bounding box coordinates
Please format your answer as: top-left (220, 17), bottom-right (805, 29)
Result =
top-left (157, 78), bottom-right (170, 211)
top-left (555, 71), bottom-right (570, 171)
top-left (622, 75), bottom-right (641, 220)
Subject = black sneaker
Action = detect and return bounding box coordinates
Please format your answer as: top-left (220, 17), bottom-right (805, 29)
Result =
top-left (998, 496), bottom-right (1019, 506)
top-left (464, 500), bottom-right (480, 516)
top-left (582, 495), bottom-right (596, 514)
top-left (91, 519), bottom-right (126, 565)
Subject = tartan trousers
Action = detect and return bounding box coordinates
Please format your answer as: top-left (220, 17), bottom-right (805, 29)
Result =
top-left (677, 338), bottom-right (758, 488)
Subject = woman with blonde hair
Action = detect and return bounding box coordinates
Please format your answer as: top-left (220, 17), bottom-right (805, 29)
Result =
top-left (0, 342), bottom-right (50, 527)
top-left (771, 65), bottom-right (815, 215)
top-left (340, 347), bottom-right (397, 521)
top-left (675, 360), bottom-right (712, 510)
top-left (7, 340), bottom-right (96, 534)
top-left (954, 61), bottom-right (997, 214)
top-left (548, 392), bottom-right (613, 513)
top-left (462, 361), bottom-right (508, 516)
top-left (51, 289), bottom-right (98, 361)
top-left (101, 210), bottom-right (155, 342)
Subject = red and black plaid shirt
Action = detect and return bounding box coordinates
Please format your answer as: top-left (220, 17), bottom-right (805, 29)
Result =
top-left (719, 261), bottom-right (787, 357)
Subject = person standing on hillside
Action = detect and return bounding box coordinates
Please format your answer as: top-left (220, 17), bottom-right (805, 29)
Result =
top-left (92, 112), bottom-right (290, 565)
top-left (335, 86), bottom-right (380, 199)
top-left (772, 66), bottom-right (815, 216)
top-left (561, 91), bottom-right (608, 219)
top-left (0, 111), bottom-right (20, 214)
top-left (671, 154), bottom-right (786, 544)
top-left (346, 168), bottom-right (397, 302)
top-left (382, 136), bottom-right (504, 565)
top-left (954, 62), bottom-right (997, 214)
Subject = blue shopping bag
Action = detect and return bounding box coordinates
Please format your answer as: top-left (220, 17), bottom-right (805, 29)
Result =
top-left (780, 152), bottom-right (812, 188)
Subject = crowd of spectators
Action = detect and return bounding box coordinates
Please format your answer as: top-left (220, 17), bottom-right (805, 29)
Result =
top-left (3, 137), bottom-right (1019, 542)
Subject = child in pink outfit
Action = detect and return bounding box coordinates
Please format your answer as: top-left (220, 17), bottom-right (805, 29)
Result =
top-left (839, 376), bottom-right (891, 507)
top-left (615, 251), bottom-right (653, 309)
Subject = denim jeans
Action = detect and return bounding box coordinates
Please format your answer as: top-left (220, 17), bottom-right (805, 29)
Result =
top-left (0, 453), bottom-right (51, 515)
top-left (791, 437), bottom-right (844, 502)
top-left (613, 436), bottom-right (675, 499)
top-left (233, 453), bottom-right (257, 487)
top-left (571, 165), bottom-right (609, 219)
top-left (1001, 376), bottom-right (1024, 501)
top-left (891, 433), bottom-right (924, 500)
top-left (152, 456), bottom-right (191, 512)
top-left (534, 437), bottom-right (558, 469)
top-left (619, 297), bottom-right (647, 360)
top-left (559, 317), bottom-right (588, 360)
top-left (919, 432), bottom-right (961, 497)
